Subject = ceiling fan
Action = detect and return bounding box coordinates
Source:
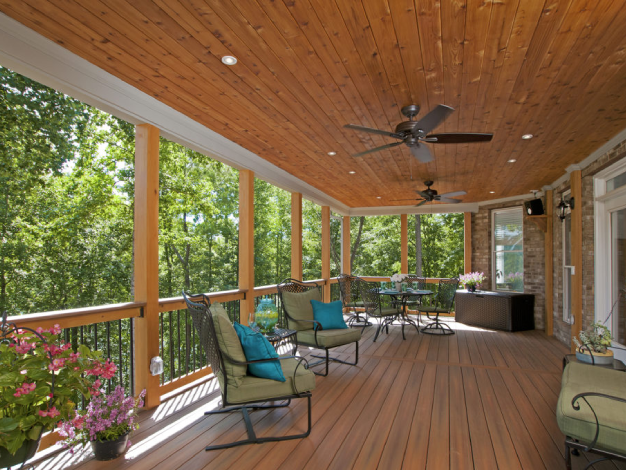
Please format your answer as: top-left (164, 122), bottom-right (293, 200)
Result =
top-left (392, 180), bottom-right (466, 207)
top-left (344, 104), bottom-right (493, 163)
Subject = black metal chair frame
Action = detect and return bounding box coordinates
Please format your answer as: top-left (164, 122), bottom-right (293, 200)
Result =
top-left (277, 278), bottom-right (359, 377)
top-left (402, 275), bottom-right (428, 316)
top-left (338, 273), bottom-right (372, 327)
top-left (360, 280), bottom-right (411, 342)
top-left (420, 278), bottom-right (459, 335)
top-left (564, 392), bottom-right (626, 470)
top-left (182, 291), bottom-right (313, 451)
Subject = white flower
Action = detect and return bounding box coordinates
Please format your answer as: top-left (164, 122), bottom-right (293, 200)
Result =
top-left (390, 273), bottom-right (408, 283)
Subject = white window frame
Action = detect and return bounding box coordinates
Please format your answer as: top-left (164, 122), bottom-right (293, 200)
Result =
top-left (491, 207), bottom-right (524, 292)
top-left (594, 157), bottom-right (626, 362)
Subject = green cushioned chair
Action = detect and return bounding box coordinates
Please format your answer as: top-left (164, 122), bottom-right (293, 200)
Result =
top-left (557, 361), bottom-right (626, 469)
top-left (277, 278), bottom-right (361, 377)
top-left (182, 291), bottom-right (315, 451)
top-left (419, 277), bottom-right (459, 335)
top-left (338, 273), bottom-right (371, 327)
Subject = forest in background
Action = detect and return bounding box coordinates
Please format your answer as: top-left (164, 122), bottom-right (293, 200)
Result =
top-left (1, 66), bottom-right (464, 316)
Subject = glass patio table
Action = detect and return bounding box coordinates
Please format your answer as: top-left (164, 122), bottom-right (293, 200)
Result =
top-left (378, 288), bottom-right (432, 339)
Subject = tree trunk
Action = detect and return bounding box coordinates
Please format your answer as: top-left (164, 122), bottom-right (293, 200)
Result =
top-left (350, 216), bottom-right (365, 272)
top-left (415, 214), bottom-right (422, 276)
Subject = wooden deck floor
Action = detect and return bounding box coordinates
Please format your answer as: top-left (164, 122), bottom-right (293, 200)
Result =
top-left (30, 319), bottom-right (625, 469)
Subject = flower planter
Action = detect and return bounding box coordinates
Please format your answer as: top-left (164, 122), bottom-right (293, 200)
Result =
top-left (90, 432), bottom-right (129, 461)
top-left (0, 437), bottom-right (40, 469)
top-left (575, 349), bottom-right (614, 366)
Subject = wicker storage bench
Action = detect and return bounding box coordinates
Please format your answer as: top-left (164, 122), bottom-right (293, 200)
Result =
top-left (455, 290), bottom-right (535, 331)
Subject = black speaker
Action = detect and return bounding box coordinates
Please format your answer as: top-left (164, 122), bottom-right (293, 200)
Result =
top-left (524, 198), bottom-right (544, 216)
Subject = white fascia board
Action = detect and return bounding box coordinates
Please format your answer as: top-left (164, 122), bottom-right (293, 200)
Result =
top-left (0, 13), bottom-right (350, 214)
top-left (350, 202), bottom-right (479, 217)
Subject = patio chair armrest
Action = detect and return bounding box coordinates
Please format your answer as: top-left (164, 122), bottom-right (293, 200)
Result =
top-left (571, 392), bottom-right (626, 452)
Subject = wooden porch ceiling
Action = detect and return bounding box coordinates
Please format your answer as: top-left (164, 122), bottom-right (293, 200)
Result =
top-left (2, 1), bottom-right (626, 207)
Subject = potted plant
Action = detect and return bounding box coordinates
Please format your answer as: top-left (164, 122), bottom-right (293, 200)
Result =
top-left (459, 272), bottom-right (485, 293)
top-left (58, 385), bottom-right (145, 461)
top-left (573, 322), bottom-right (614, 365)
top-left (390, 273), bottom-right (408, 292)
top-left (0, 318), bottom-right (116, 468)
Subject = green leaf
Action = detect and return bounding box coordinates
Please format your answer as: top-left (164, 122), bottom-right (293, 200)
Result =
top-left (0, 418), bottom-right (19, 432)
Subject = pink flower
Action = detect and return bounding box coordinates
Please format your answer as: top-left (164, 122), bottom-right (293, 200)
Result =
top-left (48, 357), bottom-right (66, 371)
top-left (49, 324), bottom-right (62, 335)
top-left (14, 382), bottom-right (36, 397)
top-left (69, 352), bottom-right (80, 363)
top-left (38, 407), bottom-right (60, 418)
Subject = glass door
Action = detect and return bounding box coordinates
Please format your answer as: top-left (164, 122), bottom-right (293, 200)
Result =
top-left (563, 209), bottom-right (573, 324)
top-left (610, 208), bottom-right (626, 344)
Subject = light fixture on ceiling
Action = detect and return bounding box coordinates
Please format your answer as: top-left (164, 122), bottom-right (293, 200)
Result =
top-left (521, 134), bottom-right (534, 140)
top-left (557, 195), bottom-right (575, 221)
top-left (489, 191), bottom-right (495, 194)
top-left (221, 55), bottom-right (238, 65)
top-left (349, 171), bottom-right (356, 174)
top-left (377, 196), bottom-right (382, 199)
top-left (327, 151), bottom-right (337, 156)
top-left (508, 159), bottom-right (517, 163)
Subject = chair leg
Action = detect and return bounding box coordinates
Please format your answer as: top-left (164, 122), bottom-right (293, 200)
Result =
top-left (421, 313), bottom-right (455, 335)
top-left (204, 395), bottom-right (312, 451)
top-left (309, 342), bottom-right (359, 376)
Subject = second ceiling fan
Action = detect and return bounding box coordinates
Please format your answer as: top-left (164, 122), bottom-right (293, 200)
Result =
top-left (344, 104), bottom-right (493, 163)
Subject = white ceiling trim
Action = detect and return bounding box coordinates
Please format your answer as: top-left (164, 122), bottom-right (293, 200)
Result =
top-left (0, 13), bottom-right (351, 214)
top-left (350, 203), bottom-right (479, 216)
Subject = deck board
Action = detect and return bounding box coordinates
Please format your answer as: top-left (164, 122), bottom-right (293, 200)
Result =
top-left (30, 320), bottom-right (614, 470)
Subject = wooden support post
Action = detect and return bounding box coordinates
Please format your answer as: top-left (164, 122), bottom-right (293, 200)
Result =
top-left (401, 214), bottom-right (408, 273)
top-left (545, 189), bottom-right (554, 335)
top-left (342, 216), bottom-right (351, 274)
top-left (464, 212), bottom-right (472, 274)
top-left (134, 124), bottom-right (160, 408)
top-left (322, 206), bottom-right (331, 302)
top-left (571, 170), bottom-right (583, 351)
top-left (291, 192), bottom-right (303, 281)
top-left (239, 170), bottom-right (255, 321)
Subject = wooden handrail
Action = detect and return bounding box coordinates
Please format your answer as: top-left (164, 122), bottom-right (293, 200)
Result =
top-left (7, 302), bottom-right (146, 330)
top-left (159, 289), bottom-right (246, 313)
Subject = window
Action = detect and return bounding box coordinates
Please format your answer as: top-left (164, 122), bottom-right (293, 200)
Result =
top-left (492, 208), bottom-right (524, 292)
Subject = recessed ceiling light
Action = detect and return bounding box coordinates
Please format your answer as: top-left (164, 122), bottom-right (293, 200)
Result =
top-left (508, 159), bottom-right (517, 163)
top-left (221, 55), bottom-right (237, 65)
top-left (327, 151), bottom-right (337, 156)
top-left (377, 196), bottom-right (382, 199)
top-left (521, 134), bottom-right (533, 140)
top-left (489, 191), bottom-right (495, 194)
top-left (349, 171), bottom-right (356, 174)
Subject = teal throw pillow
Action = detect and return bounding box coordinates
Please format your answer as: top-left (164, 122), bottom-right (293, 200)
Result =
top-left (233, 322), bottom-right (285, 382)
top-left (310, 299), bottom-right (348, 330)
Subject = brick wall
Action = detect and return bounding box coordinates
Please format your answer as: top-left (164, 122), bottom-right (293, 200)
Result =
top-left (470, 200), bottom-right (546, 330)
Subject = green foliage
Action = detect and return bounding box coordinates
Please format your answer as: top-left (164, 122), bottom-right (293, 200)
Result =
top-left (302, 200), bottom-right (321, 280)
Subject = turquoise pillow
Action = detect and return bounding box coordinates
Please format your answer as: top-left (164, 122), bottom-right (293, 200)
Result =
top-left (233, 322), bottom-right (285, 382)
top-left (310, 300), bottom-right (348, 330)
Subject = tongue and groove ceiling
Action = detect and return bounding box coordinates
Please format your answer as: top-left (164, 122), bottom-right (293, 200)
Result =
top-left (2, 0), bottom-right (626, 207)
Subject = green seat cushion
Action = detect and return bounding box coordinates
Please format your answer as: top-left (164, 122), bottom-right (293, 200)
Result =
top-left (233, 322), bottom-right (285, 382)
top-left (311, 299), bottom-right (348, 330)
top-left (369, 306), bottom-right (398, 317)
top-left (210, 302), bottom-right (247, 387)
top-left (225, 357), bottom-right (316, 404)
top-left (557, 362), bottom-right (626, 454)
top-left (419, 306), bottom-right (449, 314)
top-left (281, 288), bottom-right (321, 331)
top-left (297, 327), bottom-right (361, 348)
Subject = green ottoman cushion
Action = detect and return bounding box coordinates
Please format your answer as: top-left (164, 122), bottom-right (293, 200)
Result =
top-left (557, 362), bottom-right (626, 454)
top-left (297, 327), bottom-right (361, 348)
top-left (225, 357), bottom-right (316, 404)
top-left (281, 288), bottom-right (321, 331)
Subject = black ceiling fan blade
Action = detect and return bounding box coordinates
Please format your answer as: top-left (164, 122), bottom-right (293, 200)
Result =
top-left (438, 190), bottom-right (466, 198)
top-left (414, 105), bottom-right (455, 134)
top-left (426, 133), bottom-right (493, 143)
top-left (437, 197), bottom-right (462, 204)
top-left (409, 143), bottom-right (433, 163)
top-left (352, 141), bottom-right (403, 157)
top-left (416, 200), bottom-right (429, 207)
top-left (344, 124), bottom-right (402, 139)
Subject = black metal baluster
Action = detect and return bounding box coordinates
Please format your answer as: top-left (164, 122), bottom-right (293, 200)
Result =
top-left (168, 311), bottom-right (174, 383)
top-left (130, 318), bottom-right (135, 396)
top-left (177, 310), bottom-right (181, 379)
top-left (118, 320), bottom-right (123, 391)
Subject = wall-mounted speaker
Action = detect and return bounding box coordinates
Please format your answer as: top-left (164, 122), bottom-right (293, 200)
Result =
top-left (524, 198), bottom-right (544, 216)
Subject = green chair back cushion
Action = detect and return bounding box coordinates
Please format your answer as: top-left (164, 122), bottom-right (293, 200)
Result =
top-left (233, 323), bottom-right (285, 382)
top-left (281, 288), bottom-right (321, 331)
top-left (311, 299), bottom-right (348, 330)
top-left (210, 302), bottom-right (247, 386)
